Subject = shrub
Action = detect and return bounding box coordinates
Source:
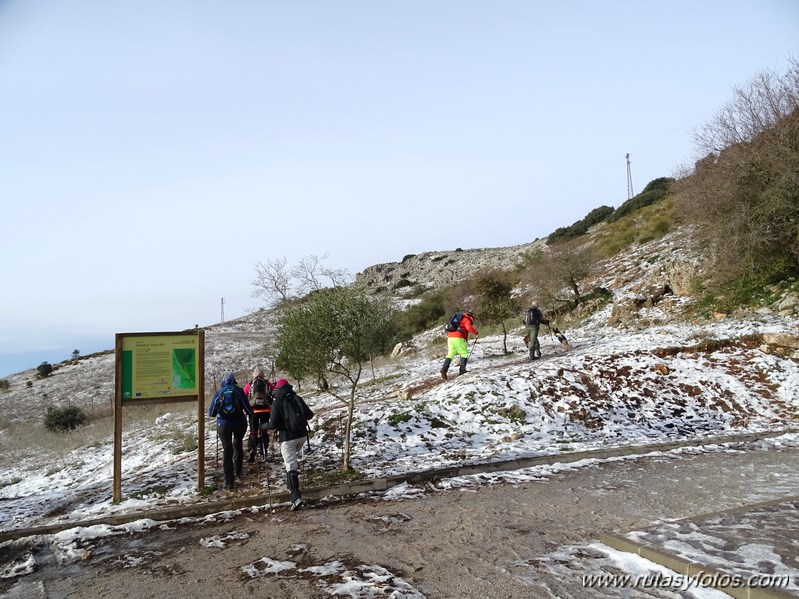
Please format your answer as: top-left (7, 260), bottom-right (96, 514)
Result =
top-left (392, 278), bottom-right (414, 290)
top-left (387, 412), bottom-right (412, 427)
top-left (37, 362), bottom-right (53, 378)
top-left (548, 205), bottom-right (615, 244)
top-left (391, 293), bottom-right (446, 340)
top-left (0, 379), bottom-right (8, 392)
top-left (44, 406), bottom-right (87, 433)
top-left (608, 177), bottom-right (674, 222)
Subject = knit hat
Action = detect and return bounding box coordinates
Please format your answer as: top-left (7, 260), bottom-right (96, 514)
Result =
top-left (274, 378), bottom-right (290, 389)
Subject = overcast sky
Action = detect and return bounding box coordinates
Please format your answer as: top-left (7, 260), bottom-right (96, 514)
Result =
top-left (1, 1), bottom-right (797, 377)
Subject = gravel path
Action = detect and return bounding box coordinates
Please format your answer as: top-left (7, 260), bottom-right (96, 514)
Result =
top-left (5, 441), bottom-right (799, 599)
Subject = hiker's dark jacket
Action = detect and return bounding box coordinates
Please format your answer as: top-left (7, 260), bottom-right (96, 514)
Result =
top-left (524, 307), bottom-right (549, 327)
top-left (261, 381), bottom-right (314, 443)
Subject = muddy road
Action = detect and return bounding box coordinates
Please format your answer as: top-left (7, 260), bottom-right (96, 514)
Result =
top-left (5, 441), bottom-right (799, 599)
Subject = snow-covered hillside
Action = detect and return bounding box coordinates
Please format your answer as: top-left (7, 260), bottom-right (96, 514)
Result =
top-left (0, 225), bottom-right (798, 538)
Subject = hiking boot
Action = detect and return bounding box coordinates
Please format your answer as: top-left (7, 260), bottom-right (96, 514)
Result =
top-left (224, 482), bottom-right (234, 490)
top-left (440, 358), bottom-right (451, 380)
top-left (458, 358), bottom-right (468, 375)
top-left (287, 470), bottom-right (303, 510)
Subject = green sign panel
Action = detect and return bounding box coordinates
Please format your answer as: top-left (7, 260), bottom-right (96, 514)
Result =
top-left (119, 334), bottom-right (200, 400)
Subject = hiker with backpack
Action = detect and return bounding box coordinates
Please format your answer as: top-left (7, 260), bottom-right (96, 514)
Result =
top-left (244, 366), bottom-right (274, 463)
top-left (259, 378), bottom-right (314, 511)
top-left (209, 372), bottom-right (253, 490)
top-left (523, 301), bottom-right (550, 360)
top-left (440, 311), bottom-right (479, 380)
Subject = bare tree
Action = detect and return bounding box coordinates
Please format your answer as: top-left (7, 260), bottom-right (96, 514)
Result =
top-left (252, 253), bottom-right (351, 307)
top-left (694, 58), bottom-right (799, 155)
top-left (291, 253), bottom-right (350, 296)
top-left (251, 256), bottom-right (291, 307)
top-left (678, 58), bottom-right (799, 289)
top-left (523, 241), bottom-right (600, 312)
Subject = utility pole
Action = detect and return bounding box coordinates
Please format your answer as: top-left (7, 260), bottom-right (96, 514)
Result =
top-left (626, 153), bottom-right (634, 199)
top-left (221, 297), bottom-right (225, 323)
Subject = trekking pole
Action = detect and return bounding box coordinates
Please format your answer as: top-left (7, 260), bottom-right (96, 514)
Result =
top-left (467, 337), bottom-right (479, 359)
top-left (213, 374), bottom-right (220, 480)
top-left (253, 429), bottom-right (261, 478)
top-left (263, 438), bottom-right (272, 509)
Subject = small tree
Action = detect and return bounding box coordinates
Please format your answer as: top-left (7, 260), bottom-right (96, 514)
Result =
top-left (71, 349), bottom-right (80, 361)
top-left (475, 272), bottom-right (519, 354)
top-left (275, 286), bottom-right (396, 470)
top-left (524, 241), bottom-right (600, 313)
top-left (37, 362), bottom-right (53, 378)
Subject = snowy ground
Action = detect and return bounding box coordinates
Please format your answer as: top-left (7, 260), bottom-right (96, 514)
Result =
top-left (1, 307), bottom-right (798, 597)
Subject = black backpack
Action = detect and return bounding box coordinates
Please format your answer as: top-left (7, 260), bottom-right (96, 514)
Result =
top-left (444, 312), bottom-right (463, 333)
top-left (524, 307), bottom-right (540, 326)
top-left (250, 377), bottom-right (270, 408)
top-left (282, 391), bottom-right (309, 432)
top-left (217, 385), bottom-right (242, 419)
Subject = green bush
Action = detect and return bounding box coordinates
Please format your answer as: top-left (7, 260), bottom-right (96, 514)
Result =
top-left (0, 379), bottom-right (8, 392)
top-left (548, 205), bottom-right (614, 244)
top-left (37, 362), bottom-right (54, 378)
top-left (391, 293), bottom-right (446, 340)
top-left (387, 412), bottom-right (412, 427)
top-left (44, 406), bottom-right (87, 433)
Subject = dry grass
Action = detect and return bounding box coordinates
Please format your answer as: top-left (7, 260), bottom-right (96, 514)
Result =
top-left (0, 401), bottom-right (200, 477)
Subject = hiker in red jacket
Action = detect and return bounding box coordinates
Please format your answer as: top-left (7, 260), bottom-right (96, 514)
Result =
top-left (440, 311), bottom-right (478, 380)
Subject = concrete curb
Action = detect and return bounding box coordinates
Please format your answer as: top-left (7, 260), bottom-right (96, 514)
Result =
top-left (0, 427), bottom-right (795, 544)
top-left (601, 495), bottom-right (799, 599)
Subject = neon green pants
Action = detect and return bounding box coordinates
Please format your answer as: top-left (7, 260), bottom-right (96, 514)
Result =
top-left (446, 337), bottom-right (469, 360)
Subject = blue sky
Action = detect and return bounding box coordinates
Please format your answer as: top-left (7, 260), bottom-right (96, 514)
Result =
top-left (1, 1), bottom-right (797, 378)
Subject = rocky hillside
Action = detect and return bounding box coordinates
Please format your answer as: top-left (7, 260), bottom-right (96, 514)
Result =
top-left (355, 223), bottom-right (799, 328)
top-left (2, 223), bottom-right (799, 429)
top-left (354, 239), bottom-right (544, 293)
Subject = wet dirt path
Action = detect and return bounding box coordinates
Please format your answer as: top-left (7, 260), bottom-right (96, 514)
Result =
top-left (5, 441), bottom-right (799, 599)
